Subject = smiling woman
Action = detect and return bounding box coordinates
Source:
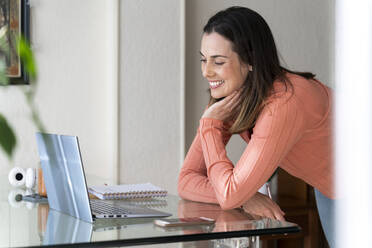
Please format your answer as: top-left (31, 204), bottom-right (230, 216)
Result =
top-left (178, 6), bottom-right (334, 247)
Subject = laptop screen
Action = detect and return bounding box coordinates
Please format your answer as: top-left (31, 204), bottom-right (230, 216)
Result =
top-left (36, 133), bottom-right (93, 223)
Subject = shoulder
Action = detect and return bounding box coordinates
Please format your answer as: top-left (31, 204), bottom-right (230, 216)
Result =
top-left (263, 75), bottom-right (298, 113)
top-left (260, 73), bottom-right (332, 130)
top-left (266, 73), bottom-right (330, 107)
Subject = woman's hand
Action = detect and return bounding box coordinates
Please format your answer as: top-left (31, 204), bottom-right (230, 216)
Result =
top-left (202, 90), bottom-right (242, 121)
top-left (242, 192), bottom-right (285, 221)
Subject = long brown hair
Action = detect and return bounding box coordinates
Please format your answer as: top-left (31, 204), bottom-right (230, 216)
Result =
top-left (204, 7), bottom-right (315, 134)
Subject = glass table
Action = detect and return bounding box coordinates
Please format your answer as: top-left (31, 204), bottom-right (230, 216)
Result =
top-left (1, 180), bottom-right (299, 247)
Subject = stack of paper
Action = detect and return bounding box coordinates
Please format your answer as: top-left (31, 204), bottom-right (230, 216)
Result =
top-left (88, 183), bottom-right (167, 200)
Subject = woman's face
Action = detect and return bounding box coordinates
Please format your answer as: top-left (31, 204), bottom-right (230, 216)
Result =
top-left (200, 32), bottom-right (250, 99)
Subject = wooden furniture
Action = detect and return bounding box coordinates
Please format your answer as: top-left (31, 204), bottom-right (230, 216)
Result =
top-left (261, 168), bottom-right (329, 248)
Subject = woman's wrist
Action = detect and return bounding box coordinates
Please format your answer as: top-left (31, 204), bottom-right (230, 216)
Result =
top-left (200, 118), bottom-right (225, 129)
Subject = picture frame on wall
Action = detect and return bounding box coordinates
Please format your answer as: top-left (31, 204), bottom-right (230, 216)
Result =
top-left (0, 0), bottom-right (30, 85)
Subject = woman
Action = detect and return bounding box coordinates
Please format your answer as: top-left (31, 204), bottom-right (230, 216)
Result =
top-left (178, 6), bottom-right (334, 246)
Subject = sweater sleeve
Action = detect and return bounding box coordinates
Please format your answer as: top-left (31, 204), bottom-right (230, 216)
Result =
top-left (199, 96), bottom-right (306, 210)
top-left (177, 124), bottom-right (232, 204)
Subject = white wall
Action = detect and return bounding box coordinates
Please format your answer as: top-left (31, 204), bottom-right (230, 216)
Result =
top-left (119, 0), bottom-right (184, 194)
top-left (0, 0), bottom-right (117, 184)
top-left (185, 0), bottom-right (334, 163)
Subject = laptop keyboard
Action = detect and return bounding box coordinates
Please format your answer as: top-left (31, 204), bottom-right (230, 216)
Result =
top-left (90, 200), bottom-right (131, 215)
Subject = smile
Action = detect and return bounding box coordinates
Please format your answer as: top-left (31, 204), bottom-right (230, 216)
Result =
top-left (209, 80), bottom-right (225, 89)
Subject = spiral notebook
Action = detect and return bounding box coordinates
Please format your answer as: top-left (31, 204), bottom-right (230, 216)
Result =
top-left (88, 183), bottom-right (167, 200)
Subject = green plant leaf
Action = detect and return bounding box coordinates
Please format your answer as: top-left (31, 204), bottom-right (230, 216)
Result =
top-left (0, 113), bottom-right (16, 159)
top-left (17, 36), bottom-right (37, 82)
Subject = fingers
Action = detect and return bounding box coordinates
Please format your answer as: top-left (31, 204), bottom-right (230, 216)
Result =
top-left (273, 203), bottom-right (285, 218)
top-left (264, 196), bottom-right (285, 221)
top-left (262, 209), bottom-right (276, 220)
top-left (261, 200), bottom-right (283, 221)
top-left (217, 91), bottom-right (235, 105)
top-left (230, 93), bottom-right (242, 111)
top-left (275, 213), bottom-right (285, 221)
top-left (217, 91), bottom-right (238, 108)
top-left (242, 193), bottom-right (285, 221)
top-left (268, 202), bottom-right (285, 221)
top-left (222, 90), bottom-right (242, 111)
top-left (203, 88), bottom-right (243, 120)
top-left (263, 208), bottom-right (285, 221)
top-left (273, 209), bottom-right (285, 221)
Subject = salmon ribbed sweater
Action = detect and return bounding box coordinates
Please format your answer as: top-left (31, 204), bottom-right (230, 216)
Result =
top-left (178, 73), bottom-right (333, 210)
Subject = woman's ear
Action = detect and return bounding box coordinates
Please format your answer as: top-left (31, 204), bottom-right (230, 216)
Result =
top-left (248, 65), bottom-right (253, 71)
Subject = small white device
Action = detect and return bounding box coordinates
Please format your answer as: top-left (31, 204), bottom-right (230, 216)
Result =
top-left (8, 167), bottom-right (37, 189)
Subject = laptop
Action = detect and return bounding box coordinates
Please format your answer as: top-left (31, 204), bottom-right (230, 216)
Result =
top-left (35, 132), bottom-right (171, 223)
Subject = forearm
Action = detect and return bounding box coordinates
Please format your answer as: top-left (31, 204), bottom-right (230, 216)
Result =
top-left (199, 118), bottom-right (260, 209)
top-left (178, 123), bottom-right (232, 204)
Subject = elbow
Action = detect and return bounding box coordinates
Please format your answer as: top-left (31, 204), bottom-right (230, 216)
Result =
top-left (220, 204), bottom-right (234, 211)
top-left (177, 169), bottom-right (195, 200)
top-left (178, 189), bottom-right (187, 200)
top-left (177, 182), bottom-right (191, 201)
top-left (177, 183), bottom-right (184, 198)
top-left (177, 175), bottom-right (187, 199)
top-left (218, 197), bottom-right (241, 210)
